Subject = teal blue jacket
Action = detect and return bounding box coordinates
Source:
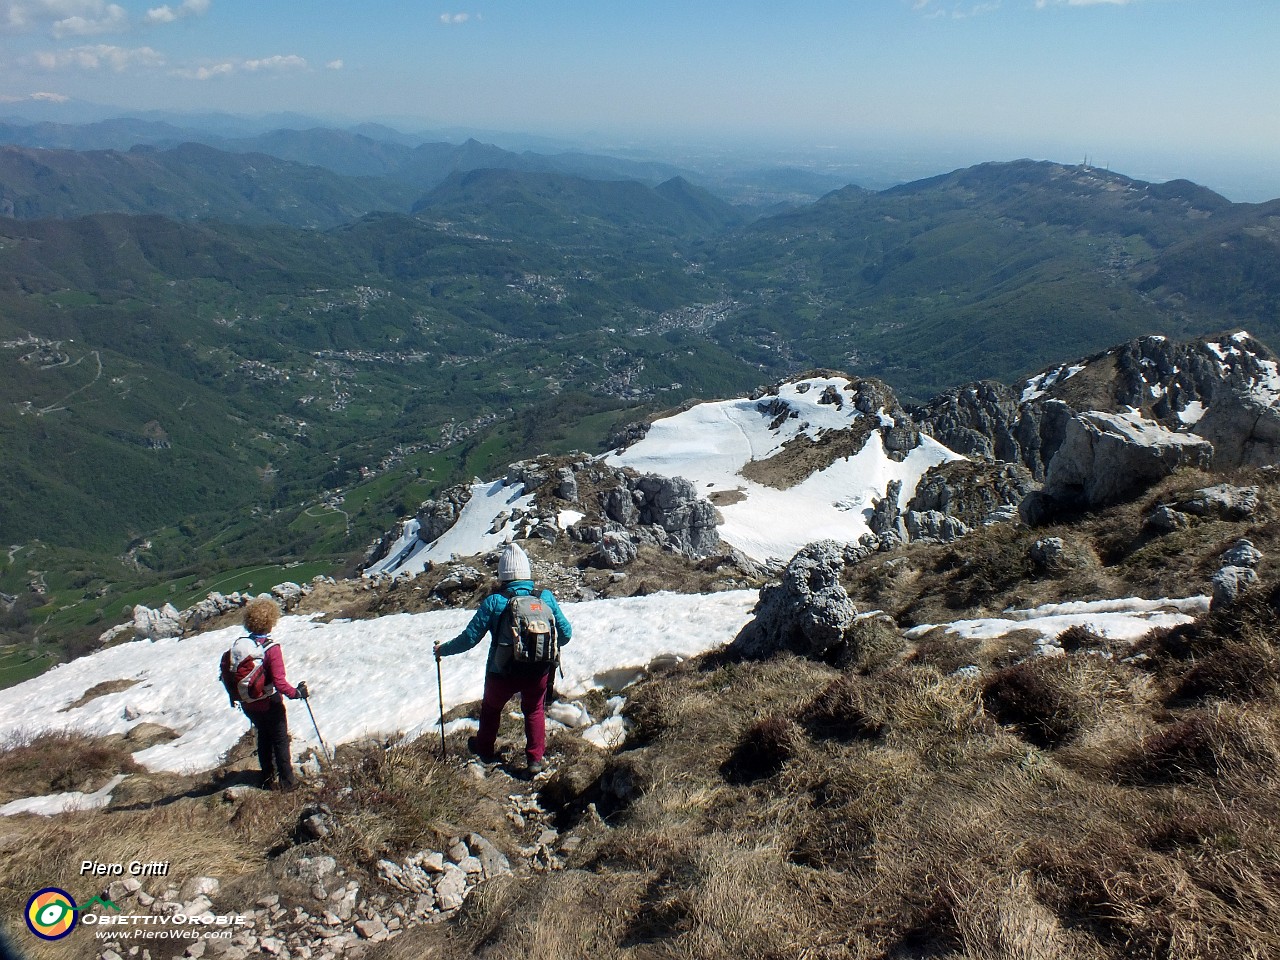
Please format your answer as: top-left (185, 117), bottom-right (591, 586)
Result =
top-left (436, 580), bottom-right (573, 674)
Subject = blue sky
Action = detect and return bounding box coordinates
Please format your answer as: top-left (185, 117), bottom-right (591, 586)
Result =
top-left (1, 1), bottom-right (1277, 197)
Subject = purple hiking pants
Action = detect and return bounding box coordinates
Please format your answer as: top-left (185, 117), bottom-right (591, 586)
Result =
top-left (473, 667), bottom-right (552, 763)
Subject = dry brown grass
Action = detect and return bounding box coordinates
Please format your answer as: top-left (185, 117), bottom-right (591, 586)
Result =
top-left (843, 465), bottom-right (1280, 631)
top-left (309, 737), bottom-right (478, 864)
top-left (0, 729), bottom-right (143, 803)
top-left (56, 678), bottom-right (140, 711)
top-left (0, 785), bottom-right (291, 960)
top-left (447, 596), bottom-right (1280, 960)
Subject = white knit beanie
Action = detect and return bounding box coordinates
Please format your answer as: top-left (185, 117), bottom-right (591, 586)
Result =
top-left (498, 542), bottom-right (532, 582)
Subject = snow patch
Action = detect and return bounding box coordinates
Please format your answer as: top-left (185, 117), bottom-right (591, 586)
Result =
top-left (905, 595), bottom-right (1207, 649)
top-left (1177, 401), bottom-right (1207, 425)
top-left (365, 480), bottom-right (535, 579)
top-left (609, 378), bottom-right (962, 561)
top-left (1, 774), bottom-right (128, 817)
top-left (0, 592), bottom-right (758, 777)
top-left (557, 509), bottom-right (585, 530)
top-left (1020, 364), bottom-right (1086, 403)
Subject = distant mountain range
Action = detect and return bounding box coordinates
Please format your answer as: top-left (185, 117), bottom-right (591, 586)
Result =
top-left (0, 118), bottom-right (848, 207)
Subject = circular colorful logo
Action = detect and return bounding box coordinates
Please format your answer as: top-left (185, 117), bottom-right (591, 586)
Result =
top-left (25, 887), bottom-right (78, 941)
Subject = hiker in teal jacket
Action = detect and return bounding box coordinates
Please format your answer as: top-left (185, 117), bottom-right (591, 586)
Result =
top-left (435, 543), bottom-right (572, 775)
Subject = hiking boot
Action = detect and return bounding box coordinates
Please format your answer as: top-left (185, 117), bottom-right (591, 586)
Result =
top-left (467, 736), bottom-right (499, 764)
top-left (526, 760), bottom-right (544, 776)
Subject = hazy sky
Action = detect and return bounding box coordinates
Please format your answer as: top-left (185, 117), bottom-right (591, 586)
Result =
top-left (1, 1), bottom-right (1276, 195)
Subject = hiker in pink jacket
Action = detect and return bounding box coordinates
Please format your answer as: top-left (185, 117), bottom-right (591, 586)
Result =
top-left (221, 597), bottom-right (308, 791)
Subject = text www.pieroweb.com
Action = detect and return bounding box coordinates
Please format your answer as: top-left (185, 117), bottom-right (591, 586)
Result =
top-left (95, 928), bottom-right (233, 941)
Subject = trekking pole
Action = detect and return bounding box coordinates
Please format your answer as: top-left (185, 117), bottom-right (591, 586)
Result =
top-left (436, 654), bottom-right (448, 759)
top-left (301, 693), bottom-right (334, 766)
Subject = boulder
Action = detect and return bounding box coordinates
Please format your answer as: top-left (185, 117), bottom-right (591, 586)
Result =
top-left (905, 509), bottom-right (970, 544)
top-left (1030, 537), bottom-right (1069, 572)
top-left (1178, 484), bottom-right (1261, 521)
top-left (132, 603), bottom-right (183, 641)
top-left (553, 466), bottom-right (579, 502)
top-left (590, 531), bottom-right (638, 569)
top-left (1212, 566), bottom-right (1258, 609)
top-left (1146, 504), bottom-right (1192, 534)
top-left (1023, 408), bottom-right (1213, 521)
top-left (270, 582), bottom-right (305, 610)
top-left (1221, 538), bottom-right (1263, 569)
top-left (729, 541), bottom-right (859, 660)
top-left (415, 485), bottom-right (474, 544)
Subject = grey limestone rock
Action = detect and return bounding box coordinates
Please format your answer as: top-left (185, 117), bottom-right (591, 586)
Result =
top-left (1023, 408), bottom-right (1213, 522)
top-left (907, 460), bottom-right (1038, 531)
top-left (1212, 566), bottom-right (1259, 609)
top-left (905, 509), bottom-right (970, 544)
top-left (1030, 537), bottom-right (1068, 572)
top-left (505, 459), bottom-right (551, 491)
top-left (869, 480), bottom-right (907, 542)
top-left (730, 540), bottom-right (859, 660)
top-left (1221, 539), bottom-right (1263, 569)
top-left (415, 485), bottom-right (474, 544)
top-left (1178, 484), bottom-right (1261, 521)
top-left (553, 466), bottom-right (579, 502)
top-left (590, 530), bottom-right (638, 569)
top-left (131, 603), bottom-right (183, 641)
top-left (632, 474), bottom-right (722, 556)
top-left (1146, 504), bottom-right (1193, 533)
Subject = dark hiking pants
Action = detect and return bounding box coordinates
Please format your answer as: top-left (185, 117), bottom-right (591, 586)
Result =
top-left (474, 667), bottom-right (552, 764)
top-left (250, 698), bottom-right (295, 788)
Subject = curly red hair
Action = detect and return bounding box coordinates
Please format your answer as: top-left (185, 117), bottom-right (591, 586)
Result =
top-left (243, 597), bottom-right (281, 635)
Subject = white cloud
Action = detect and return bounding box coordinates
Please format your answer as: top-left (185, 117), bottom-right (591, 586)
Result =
top-left (911, 0), bottom-right (1002, 16)
top-left (51, 1), bottom-right (125, 36)
top-left (183, 61), bottom-right (231, 79)
top-left (32, 43), bottom-right (164, 71)
top-left (146, 0), bottom-right (209, 25)
top-left (0, 90), bottom-right (69, 101)
top-left (0, 0), bottom-right (209, 34)
top-left (243, 53), bottom-right (306, 71)
top-left (439, 12), bottom-right (470, 24)
top-left (325, 59), bottom-right (343, 70)
top-left (0, 1), bottom-right (130, 35)
top-left (174, 52), bottom-right (308, 79)
top-left (1035, 0), bottom-right (1138, 6)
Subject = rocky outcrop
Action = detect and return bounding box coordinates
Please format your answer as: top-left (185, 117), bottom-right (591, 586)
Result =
top-left (730, 541), bottom-right (861, 660)
top-left (416, 486), bottom-right (474, 544)
top-left (1022, 408), bottom-right (1214, 522)
top-left (917, 333), bottom-right (1280, 489)
top-left (1211, 538), bottom-right (1263, 610)
top-left (869, 480), bottom-right (907, 544)
top-left (601, 473), bottom-right (721, 558)
top-left (914, 380), bottom-right (1069, 479)
top-left (130, 603), bottom-right (183, 641)
top-left (906, 511), bottom-right (970, 544)
top-left (906, 460), bottom-right (1037, 540)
